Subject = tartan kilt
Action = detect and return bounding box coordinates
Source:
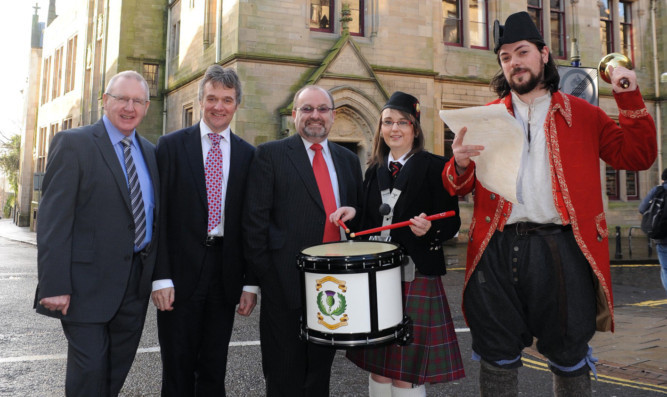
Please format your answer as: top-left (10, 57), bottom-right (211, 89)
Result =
top-left (346, 274), bottom-right (465, 385)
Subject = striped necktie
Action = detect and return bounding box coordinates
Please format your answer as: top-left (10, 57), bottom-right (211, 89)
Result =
top-left (390, 161), bottom-right (402, 179)
top-left (121, 137), bottom-right (146, 247)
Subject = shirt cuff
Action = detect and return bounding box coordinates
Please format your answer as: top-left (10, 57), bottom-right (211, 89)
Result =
top-left (242, 285), bottom-right (260, 294)
top-left (152, 279), bottom-right (174, 292)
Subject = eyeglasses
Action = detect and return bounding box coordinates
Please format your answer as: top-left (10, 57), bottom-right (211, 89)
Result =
top-left (381, 120), bottom-right (412, 128)
top-left (106, 93), bottom-right (149, 107)
top-left (297, 106), bottom-right (334, 114)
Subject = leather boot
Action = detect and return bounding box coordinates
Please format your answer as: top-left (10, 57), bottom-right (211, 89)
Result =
top-left (553, 372), bottom-right (591, 397)
top-left (479, 360), bottom-right (518, 397)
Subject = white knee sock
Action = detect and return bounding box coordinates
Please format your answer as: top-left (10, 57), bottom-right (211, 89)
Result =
top-left (391, 384), bottom-right (426, 397)
top-left (368, 374), bottom-right (392, 397)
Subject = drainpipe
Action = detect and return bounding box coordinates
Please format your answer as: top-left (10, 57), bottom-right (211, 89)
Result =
top-left (216, 0), bottom-right (222, 63)
top-left (650, 0), bottom-right (662, 180)
top-left (99, 0), bottom-right (110, 118)
top-left (163, 6), bottom-right (172, 137)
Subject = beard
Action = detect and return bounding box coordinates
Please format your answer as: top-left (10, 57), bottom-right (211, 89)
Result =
top-left (301, 122), bottom-right (329, 139)
top-left (508, 65), bottom-right (544, 95)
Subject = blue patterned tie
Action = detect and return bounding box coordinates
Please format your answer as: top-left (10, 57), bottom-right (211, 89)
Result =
top-left (121, 137), bottom-right (146, 247)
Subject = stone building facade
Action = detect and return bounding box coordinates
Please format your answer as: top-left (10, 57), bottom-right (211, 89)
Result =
top-left (162, 0), bottom-right (665, 228)
top-left (19, 0), bottom-right (666, 231)
top-left (20, 0), bottom-right (166, 229)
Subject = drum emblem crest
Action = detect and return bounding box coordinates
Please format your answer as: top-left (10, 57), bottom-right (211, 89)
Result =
top-left (315, 276), bottom-right (348, 330)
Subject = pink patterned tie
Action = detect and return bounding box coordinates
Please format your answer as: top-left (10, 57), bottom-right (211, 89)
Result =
top-left (205, 133), bottom-right (223, 233)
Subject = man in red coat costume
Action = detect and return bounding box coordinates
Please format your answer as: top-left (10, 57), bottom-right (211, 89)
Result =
top-left (442, 11), bottom-right (656, 397)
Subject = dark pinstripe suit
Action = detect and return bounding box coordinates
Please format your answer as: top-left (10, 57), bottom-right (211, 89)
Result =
top-left (243, 133), bottom-right (362, 396)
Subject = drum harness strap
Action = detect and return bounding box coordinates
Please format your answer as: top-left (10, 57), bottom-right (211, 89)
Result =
top-left (374, 163), bottom-right (416, 282)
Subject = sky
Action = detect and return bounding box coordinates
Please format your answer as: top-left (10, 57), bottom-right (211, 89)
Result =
top-left (0, 0), bottom-right (49, 140)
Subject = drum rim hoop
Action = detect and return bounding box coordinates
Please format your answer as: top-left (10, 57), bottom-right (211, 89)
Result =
top-left (300, 316), bottom-right (411, 347)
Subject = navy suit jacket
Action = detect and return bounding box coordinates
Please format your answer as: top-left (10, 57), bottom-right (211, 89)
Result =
top-left (35, 119), bottom-right (160, 322)
top-left (154, 123), bottom-right (257, 305)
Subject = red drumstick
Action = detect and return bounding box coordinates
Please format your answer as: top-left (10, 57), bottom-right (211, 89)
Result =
top-left (350, 211), bottom-right (456, 238)
top-left (337, 220), bottom-right (350, 233)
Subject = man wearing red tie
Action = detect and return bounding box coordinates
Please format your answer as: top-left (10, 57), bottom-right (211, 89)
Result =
top-left (244, 85), bottom-right (363, 396)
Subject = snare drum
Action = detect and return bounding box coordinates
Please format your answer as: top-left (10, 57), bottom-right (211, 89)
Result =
top-left (297, 240), bottom-right (412, 348)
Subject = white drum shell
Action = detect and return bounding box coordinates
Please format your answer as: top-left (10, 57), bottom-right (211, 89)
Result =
top-left (303, 266), bottom-right (403, 334)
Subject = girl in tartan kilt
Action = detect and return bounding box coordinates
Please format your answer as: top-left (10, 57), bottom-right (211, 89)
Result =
top-left (332, 92), bottom-right (465, 396)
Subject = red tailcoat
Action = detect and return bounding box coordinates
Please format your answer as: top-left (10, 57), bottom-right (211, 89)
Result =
top-left (443, 89), bottom-right (656, 332)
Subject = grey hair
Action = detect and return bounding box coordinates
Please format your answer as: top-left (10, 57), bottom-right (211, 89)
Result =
top-left (198, 65), bottom-right (243, 104)
top-left (105, 70), bottom-right (150, 100)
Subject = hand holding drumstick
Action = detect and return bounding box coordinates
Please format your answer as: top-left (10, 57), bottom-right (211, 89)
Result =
top-left (330, 206), bottom-right (356, 233)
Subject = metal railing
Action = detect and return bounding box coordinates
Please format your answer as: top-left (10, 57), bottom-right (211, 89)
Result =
top-left (614, 225), bottom-right (653, 260)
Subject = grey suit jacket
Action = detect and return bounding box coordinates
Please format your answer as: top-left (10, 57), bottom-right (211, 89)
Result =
top-left (35, 119), bottom-right (160, 323)
top-left (243, 134), bottom-right (363, 309)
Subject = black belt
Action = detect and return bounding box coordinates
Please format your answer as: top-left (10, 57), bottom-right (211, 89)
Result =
top-left (204, 235), bottom-right (224, 247)
top-left (503, 222), bottom-right (571, 236)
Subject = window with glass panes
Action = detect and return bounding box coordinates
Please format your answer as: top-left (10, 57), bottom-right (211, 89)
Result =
top-left (310, 0), bottom-right (334, 33)
top-left (443, 0), bottom-right (462, 46)
top-left (143, 64), bottom-right (159, 97)
top-left (549, 0), bottom-right (565, 58)
top-left (619, 1), bottom-right (633, 60)
top-left (469, 0), bottom-right (488, 49)
top-left (183, 105), bottom-right (194, 128)
top-left (527, 0), bottom-right (543, 36)
top-left (599, 0), bottom-right (613, 55)
top-left (606, 166), bottom-right (639, 200)
top-left (343, 0), bottom-right (364, 36)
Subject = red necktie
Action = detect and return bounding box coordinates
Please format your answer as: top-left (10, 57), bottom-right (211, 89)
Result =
top-left (205, 133), bottom-right (223, 233)
top-left (311, 143), bottom-right (339, 242)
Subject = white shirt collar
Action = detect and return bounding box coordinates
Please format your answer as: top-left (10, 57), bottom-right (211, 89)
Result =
top-left (301, 136), bottom-right (330, 154)
top-left (200, 120), bottom-right (231, 142)
top-left (388, 152), bottom-right (413, 167)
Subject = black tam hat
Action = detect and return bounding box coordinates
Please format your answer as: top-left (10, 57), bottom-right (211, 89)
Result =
top-left (493, 11), bottom-right (545, 53)
top-left (383, 91), bottom-right (420, 122)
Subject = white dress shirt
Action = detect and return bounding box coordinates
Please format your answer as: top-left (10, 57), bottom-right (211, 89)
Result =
top-left (152, 121), bottom-right (258, 294)
top-left (507, 92), bottom-right (561, 225)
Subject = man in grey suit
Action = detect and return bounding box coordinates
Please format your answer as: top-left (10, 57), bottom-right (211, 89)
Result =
top-left (244, 85), bottom-right (363, 396)
top-left (35, 70), bottom-right (159, 397)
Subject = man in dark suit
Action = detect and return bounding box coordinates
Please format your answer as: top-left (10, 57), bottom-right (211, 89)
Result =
top-left (35, 70), bottom-right (159, 396)
top-left (244, 85), bottom-right (363, 396)
top-left (151, 65), bottom-right (257, 396)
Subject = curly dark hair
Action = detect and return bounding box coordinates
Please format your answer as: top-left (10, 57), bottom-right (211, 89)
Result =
top-left (490, 40), bottom-right (560, 98)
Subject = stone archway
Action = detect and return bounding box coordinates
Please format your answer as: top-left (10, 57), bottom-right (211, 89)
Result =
top-left (328, 86), bottom-right (384, 170)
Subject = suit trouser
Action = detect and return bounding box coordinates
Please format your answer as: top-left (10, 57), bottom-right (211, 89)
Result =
top-left (157, 243), bottom-right (237, 397)
top-left (259, 265), bottom-right (337, 397)
top-left (61, 254), bottom-right (148, 397)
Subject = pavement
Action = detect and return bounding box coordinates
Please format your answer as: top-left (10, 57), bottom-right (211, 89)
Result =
top-left (2, 218), bottom-right (666, 393)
